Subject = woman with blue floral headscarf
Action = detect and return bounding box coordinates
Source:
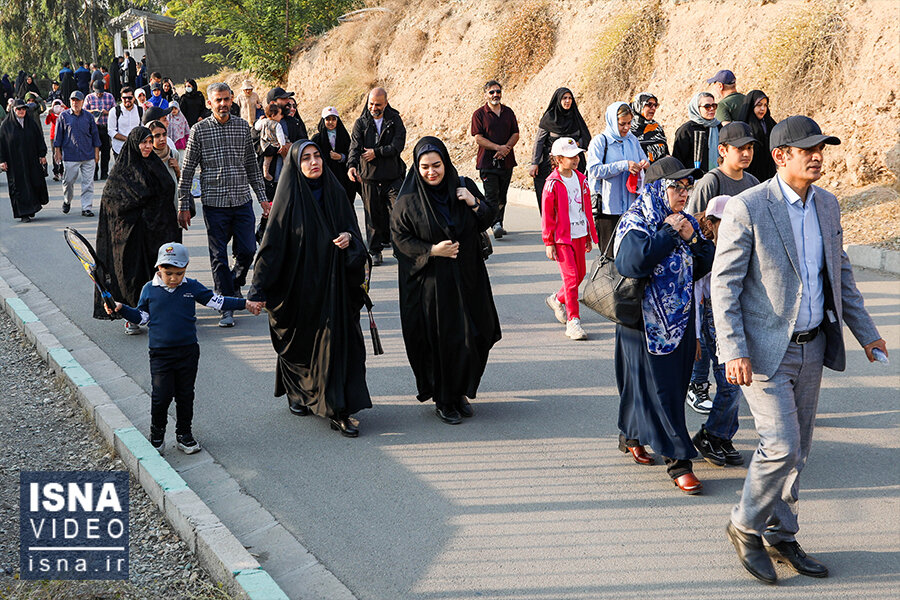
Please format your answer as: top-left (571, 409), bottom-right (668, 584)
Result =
top-left (612, 156), bottom-right (715, 495)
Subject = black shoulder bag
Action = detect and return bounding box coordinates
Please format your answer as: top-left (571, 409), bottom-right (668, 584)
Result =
top-left (459, 176), bottom-right (493, 261)
top-left (580, 216), bottom-right (647, 329)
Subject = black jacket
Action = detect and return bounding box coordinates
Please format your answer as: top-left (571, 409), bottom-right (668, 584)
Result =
top-left (347, 106), bottom-right (406, 181)
top-left (672, 120), bottom-right (721, 175)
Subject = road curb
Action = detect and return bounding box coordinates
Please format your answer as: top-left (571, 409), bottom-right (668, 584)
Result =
top-left (0, 258), bottom-right (289, 600)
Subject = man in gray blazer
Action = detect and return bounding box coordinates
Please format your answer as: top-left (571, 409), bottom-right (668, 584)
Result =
top-left (711, 116), bottom-right (887, 584)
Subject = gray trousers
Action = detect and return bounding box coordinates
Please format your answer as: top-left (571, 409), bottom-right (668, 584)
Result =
top-left (62, 160), bottom-right (95, 210)
top-left (731, 333), bottom-right (825, 544)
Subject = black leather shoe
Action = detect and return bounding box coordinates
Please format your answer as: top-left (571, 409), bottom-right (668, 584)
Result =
top-left (767, 540), bottom-right (828, 578)
top-left (458, 397), bottom-right (474, 418)
top-left (330, 417), bottom-right (359, 437)
top-left (288, 401), bottom-right (310, 416)
top-left (435, 406), bottom-right (462, 425)
top-left (726, 523), bottom-right (777, 584)
top-left (372, 251), bottom-right (383, 266)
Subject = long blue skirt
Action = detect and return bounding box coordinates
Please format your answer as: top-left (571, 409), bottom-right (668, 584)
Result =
top-left (615, 317), bottom-right (698, 461)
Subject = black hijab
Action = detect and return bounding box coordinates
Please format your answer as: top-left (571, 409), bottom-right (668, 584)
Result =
top-left (739, 90), bottom-right (778, 181)
top-left (315, 115), bottom-right (351, 151)
top-left (93, 126), bottom-right (179, 317)
top-left (60, 71), bottom-right (76, 103)
top-left (538, 87), bottom-right (591, 142)
top-left (14, 71), bottom-right (25, 93)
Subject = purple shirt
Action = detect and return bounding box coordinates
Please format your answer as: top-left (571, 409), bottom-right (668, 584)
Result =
top-left (53, 108), bottom-right (101, 162)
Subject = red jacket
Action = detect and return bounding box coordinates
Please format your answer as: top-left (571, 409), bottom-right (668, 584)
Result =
top-left (541, 167), bottom-right (598, 246)
top-left (45, 110), bottom-right (66, 140)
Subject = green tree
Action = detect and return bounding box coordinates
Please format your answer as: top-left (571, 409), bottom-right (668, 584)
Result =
top-left (167, 0), bottom-right (358, 82)
top-left (0, 0), bottom-right (164, 78)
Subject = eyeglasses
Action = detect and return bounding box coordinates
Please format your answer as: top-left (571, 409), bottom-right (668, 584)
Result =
top-left (699, 103), bottom-right (718, 110)
top-left (487, 90), bottom-right (502, 95)
top-left (671, 183), bottom-right (694, 193)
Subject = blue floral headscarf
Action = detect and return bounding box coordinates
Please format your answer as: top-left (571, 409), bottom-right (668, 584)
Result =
top-left (614, 179), bottom-right (701, 355)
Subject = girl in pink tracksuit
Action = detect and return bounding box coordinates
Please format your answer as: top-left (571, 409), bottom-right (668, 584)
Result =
top-left (541, 137), bottom-right (598, 340)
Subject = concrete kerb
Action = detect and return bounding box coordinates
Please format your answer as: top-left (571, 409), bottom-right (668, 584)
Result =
top-left (0, 261), bottom-right (289, 600)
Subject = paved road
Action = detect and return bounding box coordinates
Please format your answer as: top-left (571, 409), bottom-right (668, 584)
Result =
top-left (1, 156), bottom-right (898, 599)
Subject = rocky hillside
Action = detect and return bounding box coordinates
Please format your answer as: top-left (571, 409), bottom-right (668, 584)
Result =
top-left (227, 0), bottom-right (900, 247)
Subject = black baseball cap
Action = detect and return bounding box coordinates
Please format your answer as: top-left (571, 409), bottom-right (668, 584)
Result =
top-left (706, 69), bottom-right (736, 85)
top-left (13, 98), bottom-right (27, 109)
top-left (142, 105), bottom-right (173, 124)
top-left (265, 87), bottom-right (293, 103)
top-left (719, 122), bottom-right (756, 148)
top-left (92, 80), bottom-right (104, 91)
top-left (645, 156), bottom-right (702, 184)
top-left (769, 115), bottom-right (840, 152)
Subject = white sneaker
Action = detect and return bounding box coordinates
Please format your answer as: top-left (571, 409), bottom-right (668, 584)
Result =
top-left (566, 318), bottom-right (588, 340)
top-left (124, 321), bottom-right (142, 335)
top-left (546, 294), bottom-right (567, 324)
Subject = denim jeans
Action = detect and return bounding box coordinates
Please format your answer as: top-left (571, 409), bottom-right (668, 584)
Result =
top-left (690, 319), bottom-right (711, 384)
top-left (700, 301), bottom-right (742, 440)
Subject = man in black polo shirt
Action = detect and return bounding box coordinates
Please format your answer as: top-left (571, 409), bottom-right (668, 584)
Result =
top-left (471, 80), bottom-right (519, 239)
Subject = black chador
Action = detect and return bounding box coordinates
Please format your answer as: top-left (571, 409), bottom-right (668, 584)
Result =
top-left (248, 141), bottom-right (372, 420)
top-left (0, 109), bottom-right (48, 220)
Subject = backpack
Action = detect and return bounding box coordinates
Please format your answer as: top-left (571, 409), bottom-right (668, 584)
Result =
top-left (113, 104), bottom-right (142, 135)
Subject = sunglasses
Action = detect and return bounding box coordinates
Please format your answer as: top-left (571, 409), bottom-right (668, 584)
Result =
top-left (671, 183), bottom-right (694, 193)
top-left (644, 102), bottom-right (659, 108)
top-left (121, 96), bottom-right (134, 100)
top-left (487, 90), bottom-right (502, 95)
top-left (699, 103), bottom-right (718, 110)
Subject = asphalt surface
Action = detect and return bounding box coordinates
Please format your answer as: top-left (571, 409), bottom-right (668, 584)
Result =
top-left (1, 150), bottom-right (898, 599)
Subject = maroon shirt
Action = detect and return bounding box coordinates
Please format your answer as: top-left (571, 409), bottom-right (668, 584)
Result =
top-left (471, 103), bottom-right (519, 170)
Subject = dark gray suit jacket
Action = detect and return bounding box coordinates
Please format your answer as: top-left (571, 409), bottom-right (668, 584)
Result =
top-left (711, 177), bottom-right (879, 378)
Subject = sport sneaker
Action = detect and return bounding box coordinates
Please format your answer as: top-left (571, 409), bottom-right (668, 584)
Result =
top-left (686, 381), bottom-right (713, 414)
top-left (492, 223), bottom-right (504, 239)
top-left (149, 430), bottom-right (165, 455)
top-left (62, 201), bottom-right (71, 214)
top-left (546, 294), bottom-right (567, 324)
top-left (81, 209), bottom-right (94, 217)
top-left (176, 434), bottom-right (201, 454)
top-left (124, 321), bottom-right (142, 335)
top-left (717, 438), bottom-right (745, 466)
top-left (692, 427), bottom-right (726, 467)
top-left (218, 310), bottom-right (235, 327)
top-left (566, 318), bottom-right (588, 340)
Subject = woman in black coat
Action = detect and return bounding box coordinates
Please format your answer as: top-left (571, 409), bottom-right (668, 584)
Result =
top-left (672, 92), bottom-right (721, 175)
top-left (529, 87), bottom-right (591, 209)
top-left (92, 127), bottom-right (179, 332)
top-left (391, 136), bottom-right (501, 425)
top-left (248, 140), bottom-right (372, 437)
top-left (0, 101), bottom-right (49, 222)
top-left (739, 90), bottom-right (778, 182)
top-left (310, 107), bottom-right (358, 204)
top-left (179, 79), bottom-right (206, 126)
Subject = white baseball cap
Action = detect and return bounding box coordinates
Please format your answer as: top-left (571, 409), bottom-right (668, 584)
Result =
top-left (550, 137), bottom-right (584, 157)
top-left (155, 242), bottom-right (190, 268)
top-left (241, 80), bottom-right (254, 90)
top-left (321, 106), bottom-right (339, 119)
top-left (706, 195), bottom-right (732, 220)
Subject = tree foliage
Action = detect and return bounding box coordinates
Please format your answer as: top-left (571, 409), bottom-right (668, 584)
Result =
top-left (167, 0), bottom-right (358, 82)
top-left (0, 0), bottom-right (165, 78)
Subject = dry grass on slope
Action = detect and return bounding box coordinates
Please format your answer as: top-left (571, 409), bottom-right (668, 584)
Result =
top-left (581, 0), bottom-right (666, 110)
top-left (757, 0), bottom-right (849, 116)
top-left (482, 0), bottom-right (557, 86)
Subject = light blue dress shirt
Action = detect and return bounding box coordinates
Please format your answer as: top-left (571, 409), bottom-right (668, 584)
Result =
top-left (776, 175), bottom-right (825, 333)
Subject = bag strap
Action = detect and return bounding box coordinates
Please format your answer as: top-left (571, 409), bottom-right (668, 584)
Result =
top-left (601, 211), bottom-right (628, 259)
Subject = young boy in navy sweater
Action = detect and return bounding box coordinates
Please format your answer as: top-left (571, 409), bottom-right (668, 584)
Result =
top-left (106, 242), bottom-right (263, 454)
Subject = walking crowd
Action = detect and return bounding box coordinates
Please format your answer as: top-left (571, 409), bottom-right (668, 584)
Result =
top-left (0, 60), bottom-right (891, 586)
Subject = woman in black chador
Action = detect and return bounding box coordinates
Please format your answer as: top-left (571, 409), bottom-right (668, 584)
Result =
top-left (92, 127), bottom-right (179, 332)
top-left (391, 136), bottom-right (502, 425)
top-left (310, 108), bottom-right (358, 205)
top-left (248, 140), bottom-right (372, 438)
top-left (0, 100), bottom-right (49, 222)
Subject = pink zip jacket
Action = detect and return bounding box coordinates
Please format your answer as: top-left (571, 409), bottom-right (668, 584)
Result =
top-left (541, 167), bottom-right (598, 246)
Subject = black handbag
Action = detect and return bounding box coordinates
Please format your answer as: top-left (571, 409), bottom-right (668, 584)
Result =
top-left (581, 219), bottom-right (647, 329)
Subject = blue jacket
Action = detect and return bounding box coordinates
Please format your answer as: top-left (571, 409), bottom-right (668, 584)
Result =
top-left (53, 109), bottom-right (101, 162)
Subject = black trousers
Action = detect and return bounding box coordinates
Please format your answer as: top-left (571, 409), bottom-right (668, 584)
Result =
top-left (594, 210), bottom-right (621, 258)
top-left (360, 178), bottom-right (400, 254)
top-left (149, 343), bottom-right (200, 437)
top-left (480, 167), bottom-right (513, 227)
top-left (94, 125), bottom-right (111, 178)
top-left (202, 203), bottom-right (256, 297)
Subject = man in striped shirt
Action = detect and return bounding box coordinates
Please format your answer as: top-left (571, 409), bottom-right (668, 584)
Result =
top-left (177, 82), bottom-right (269, 328)
top-left (84, 80), bottom-right (116, 180)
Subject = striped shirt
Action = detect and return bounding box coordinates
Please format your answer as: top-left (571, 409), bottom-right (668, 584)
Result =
top-left (177, 114), bottom-right (266, 211)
